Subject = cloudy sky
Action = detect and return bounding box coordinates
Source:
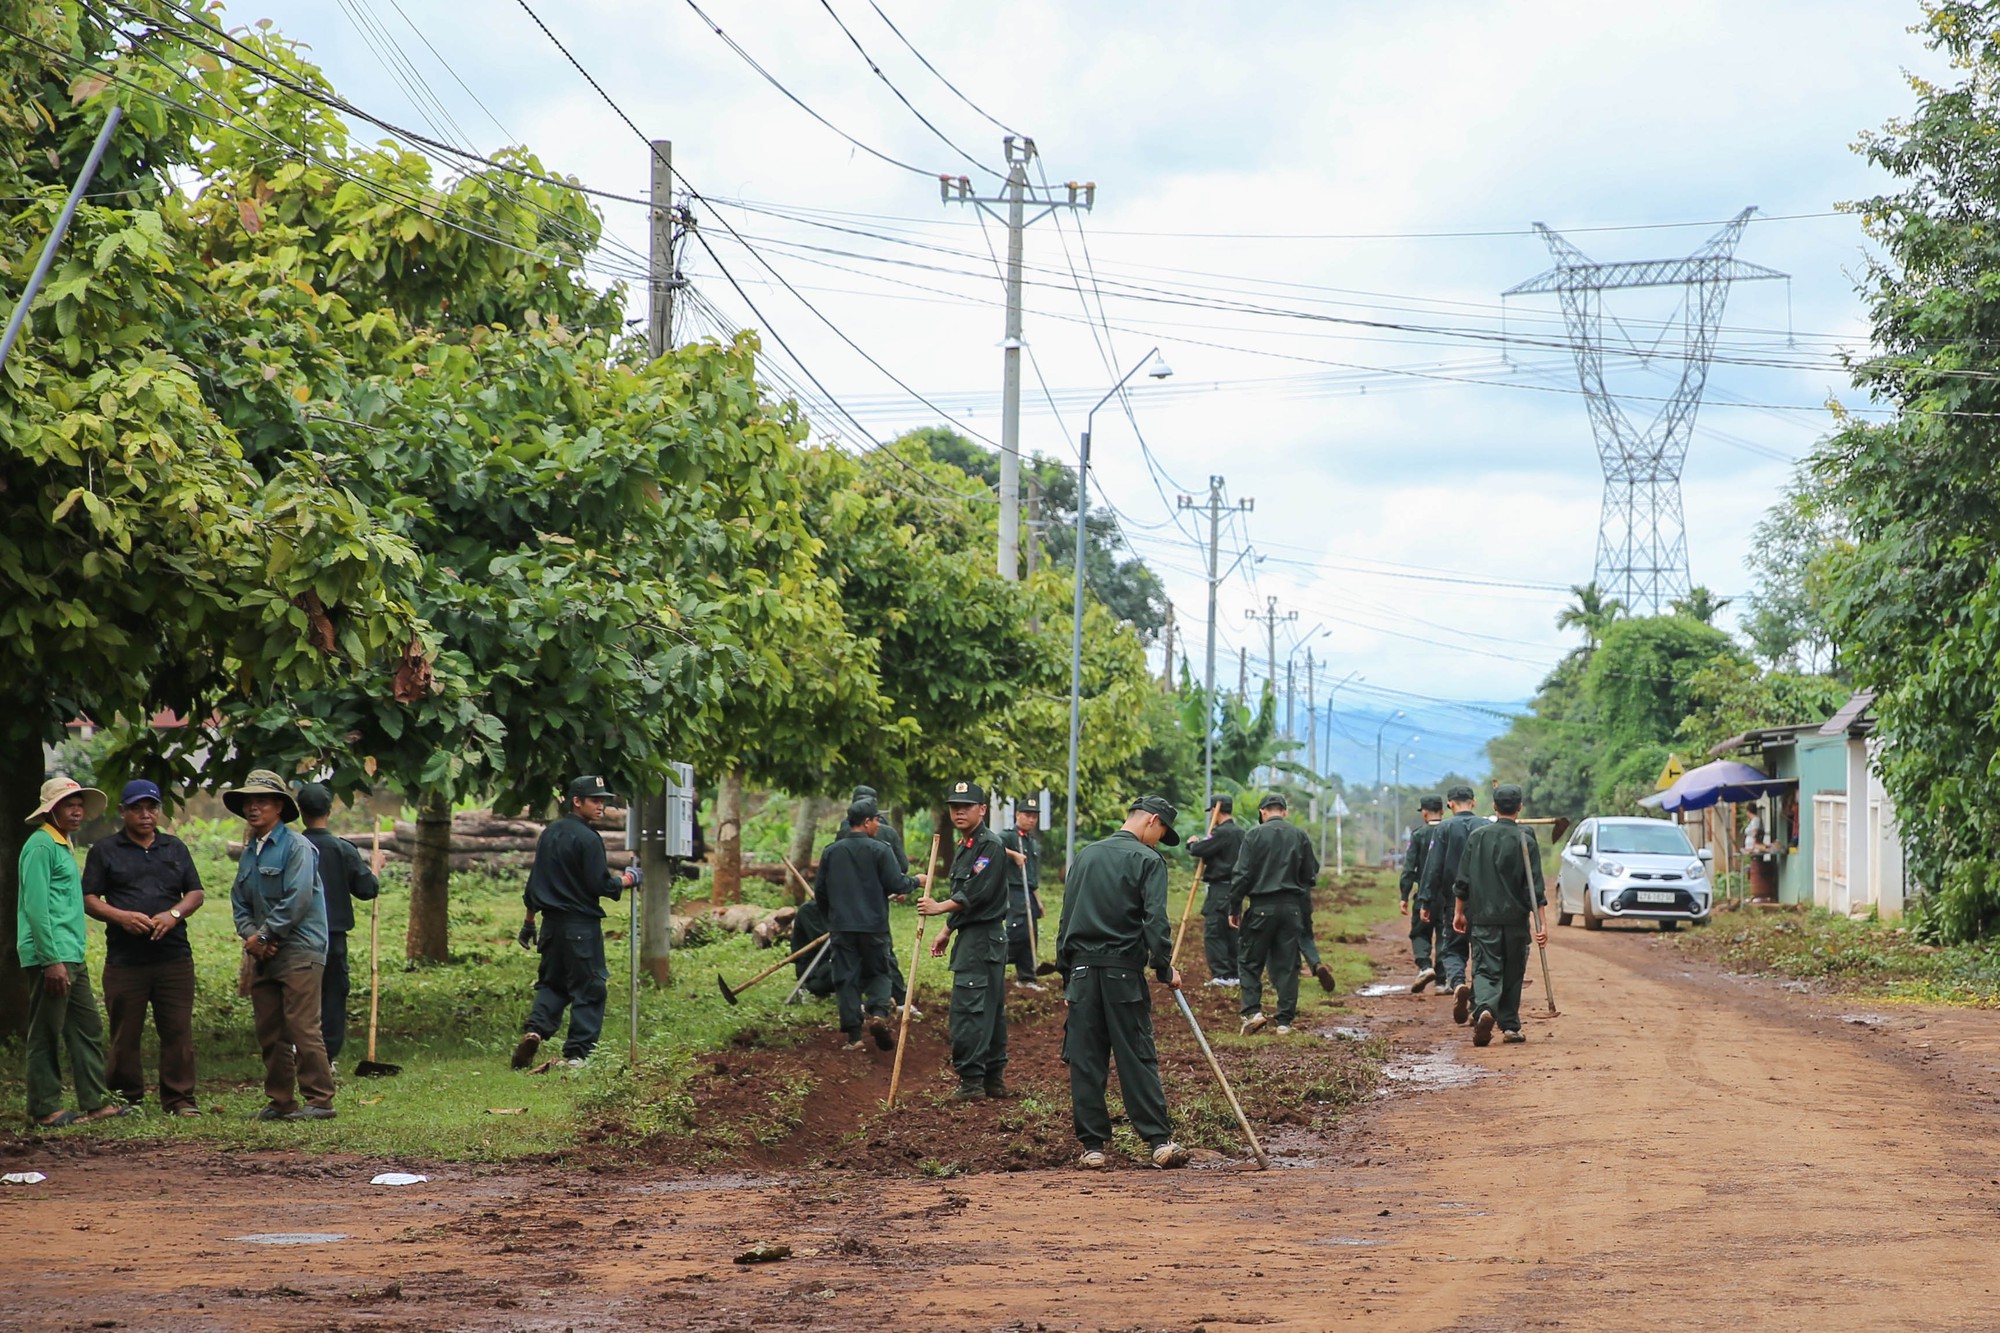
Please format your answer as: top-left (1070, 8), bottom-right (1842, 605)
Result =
top-left (235, 0), bottom-right (1938, 787)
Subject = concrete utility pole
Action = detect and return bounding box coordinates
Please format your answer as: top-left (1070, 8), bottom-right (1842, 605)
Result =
top-left (942, 139), bottom-right (1096, 581)
top-left (1306, 651), bottom-right (1317, 851)
top-left (1177, 477), bottom-right (1253, 802)
top-left (1160, 604), bottom-right (1175, 691)
top-left (637, 138), bottom-right (680, 986)
top-left (1246, 596), bottom-right (1296, 786)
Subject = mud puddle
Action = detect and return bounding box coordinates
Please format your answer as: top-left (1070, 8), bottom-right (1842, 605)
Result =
top-left (1378, 1045), bottom-right (1492, 1094)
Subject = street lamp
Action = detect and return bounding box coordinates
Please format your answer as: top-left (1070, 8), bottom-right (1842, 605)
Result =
top-left (1065, 347), bottom-right (1173, 873)
top-left (1391, 740), bottom-right (1420, 862)
top-left (1373, 711), bottom-right (1405, 863)
top-left (1316, 668), bottom-right (1362, 864)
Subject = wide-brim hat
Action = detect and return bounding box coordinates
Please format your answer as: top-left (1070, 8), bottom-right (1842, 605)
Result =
top-left (26, 776), bottom-right (106, 825)
top-left (222, 769), bottom-right (300, 823)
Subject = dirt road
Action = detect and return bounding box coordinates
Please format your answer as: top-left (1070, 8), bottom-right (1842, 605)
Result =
top-left (5, 915), bottom-right (1998, 1331)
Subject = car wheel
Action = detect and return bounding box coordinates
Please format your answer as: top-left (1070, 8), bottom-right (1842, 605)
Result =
top-left (1691, 915), bottom-right (1711, 928)
top-left (1582, 901), bottom-right (1603, 931)
top-left (1556, 910), bottom-right (1574, 927)
top-left (1659, 920), bottom-right (1681, 933)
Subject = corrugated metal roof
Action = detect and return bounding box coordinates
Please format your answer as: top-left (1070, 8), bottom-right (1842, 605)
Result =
top-left (1818, 689), bottom-right (1878, 737)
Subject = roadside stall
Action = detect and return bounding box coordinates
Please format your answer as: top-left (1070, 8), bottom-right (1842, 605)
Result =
top-left (1639, 760), bottom-right (1798, 902)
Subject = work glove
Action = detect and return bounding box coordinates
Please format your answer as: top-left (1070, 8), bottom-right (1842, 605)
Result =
top-left (625, 864), bottom-right (644, 888)
top-left (517, 918), bottom-right (536, 951)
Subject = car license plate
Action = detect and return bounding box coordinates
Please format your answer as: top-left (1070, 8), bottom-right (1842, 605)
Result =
top-left (1636, 891), bottom-right (1677, 904)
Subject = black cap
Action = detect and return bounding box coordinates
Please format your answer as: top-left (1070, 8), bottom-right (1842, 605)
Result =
top-left (1206, 794), bottom-right (1233, 814)
top-left (846, 799), bottom-right (879, 826)
top-left (296, 782), bottom-right (333, 819)
top-left (944, 780), bottom-right (987, 806)
top-left (567, 775), bottom-right (619, 801)
top-left (1258, 792), bottom-right (1287, 811)
top-left (1419, 794), bottom-right (1443, 813)
top-left (852, 785), bottom-right (878, 802)
top-left (1129, 795), bottom-right (1180, 845)
top-left (1015, 803), bottom-right (1041, 820)
top-left (1446, 783), bottom-right (1476, 803)
top-left (1492, 783), bottom-right (1524, 813)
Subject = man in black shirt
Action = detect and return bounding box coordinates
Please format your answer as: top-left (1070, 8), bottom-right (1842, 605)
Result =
top-left (82, 779), bottom-right (206, 1115)
top-left (813, 800), bottom-right (917, 1050)
top-left (296, 784), bottom-right (381, 1066)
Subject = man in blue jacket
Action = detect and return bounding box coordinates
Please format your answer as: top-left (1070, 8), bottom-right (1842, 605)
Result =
top-left (227, 770), bottom-right (335, 1121)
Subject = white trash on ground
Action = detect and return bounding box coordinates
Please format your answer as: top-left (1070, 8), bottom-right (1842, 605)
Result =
top-left (2, 1172), bottom-right (48, 1185)
top-left (370, 1172), bottom-right (429, 1186)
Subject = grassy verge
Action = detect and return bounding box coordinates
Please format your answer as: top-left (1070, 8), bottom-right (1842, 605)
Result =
top-left (1674, 905), bottom-right (2000, 1007)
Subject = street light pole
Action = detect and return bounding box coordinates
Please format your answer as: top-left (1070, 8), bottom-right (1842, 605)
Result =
top-left (1373, 710), bottom-right (1404, 865)
top-left (1066, 348), bottom-right (1173, 874)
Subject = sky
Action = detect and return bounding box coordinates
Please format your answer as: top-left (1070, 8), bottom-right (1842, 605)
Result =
top-left (230, 0), bottom-right (1941, 790)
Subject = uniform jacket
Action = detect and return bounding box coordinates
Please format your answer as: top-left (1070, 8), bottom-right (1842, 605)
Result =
top-left (813, 828), bottom-right (915, 934)
top-left (1452, 818), bottom-right (1547, 927)
top-left (1417, 810), bottom-right (1484, 917)
top-left (302, 827), bottom-right (380, 935)
top-left (944, 824), bottom-right (1009, 971)
top-left (873, 820), bottom-right (909, 875)
top-left (1055, 829), bottom-right (1173, 982)
top-left (1185, 817), bottom-right (1244, 891)
top-left (1400, 820), bottom-right (1439, 903)
top-left (16, 824), bottom-right (86, 969)
top-left (998, 828), bottom-right (1042, 929)
top-left (523, 813), bottom-right (623, 918)
top-left (1230, 816), bottom-right (1320, 916)
top-left (231, 822), bottom-right (329, 961)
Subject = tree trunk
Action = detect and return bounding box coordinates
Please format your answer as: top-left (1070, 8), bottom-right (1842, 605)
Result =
top-left (784, 795), bottom-right (822, 904)
top-left (711, 767), bottom-right (745, 904)
top-left (0, 722), bottom-right (46, 1040)
top-left (405, 788), bottom-right (452, 962)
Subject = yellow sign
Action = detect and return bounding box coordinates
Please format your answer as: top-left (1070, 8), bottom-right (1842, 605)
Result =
top-left (1655, 755), bottom-right (1685, 791)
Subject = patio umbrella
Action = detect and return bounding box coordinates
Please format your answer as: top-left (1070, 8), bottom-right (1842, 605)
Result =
top-left (1644, 759), bottom-right (1795, 813)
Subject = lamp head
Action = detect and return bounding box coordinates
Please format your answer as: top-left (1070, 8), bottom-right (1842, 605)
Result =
top-left (1145, 352), bottom-right (1173, 380)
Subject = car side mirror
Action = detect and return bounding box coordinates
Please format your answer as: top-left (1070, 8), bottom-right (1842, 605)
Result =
top-left (1698, 847), bottom-right (1715, 863)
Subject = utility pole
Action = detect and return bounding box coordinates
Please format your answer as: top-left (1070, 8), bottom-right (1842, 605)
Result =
top-left (1238, 648), bottom-right (1247, 700)
top-left (1177, 477), bottom-right (1253, 802)
top-left (647, 140), bottom-right (674, 358)
top-left (1160, 604), bottom-right (1174, 692)
top-left (1245, 596), bottom-right (1295, 786)
top-left (942, 139), bottom-right (1096, 581)
top-left (1025, 473), bottom-right (1042, 634)
top-left (1306, 651), bottom-right (1317, 856)
top-left (637, 138), bottom-right (680, 986)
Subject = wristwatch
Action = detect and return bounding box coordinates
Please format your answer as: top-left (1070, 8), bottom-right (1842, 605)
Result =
top-left (169, 908), bottom-right (184, 920)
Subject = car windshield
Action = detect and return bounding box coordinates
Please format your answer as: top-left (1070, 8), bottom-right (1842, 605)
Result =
top-left (1596, 823), bottom-right (1693, 856)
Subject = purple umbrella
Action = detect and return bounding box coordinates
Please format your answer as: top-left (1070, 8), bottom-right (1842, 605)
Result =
top-left (1648, 760), bottom-right (1795, 813)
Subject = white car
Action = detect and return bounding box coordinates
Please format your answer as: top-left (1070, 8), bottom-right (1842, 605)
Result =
top-left (1554, 817), bottom-right (1713, 931)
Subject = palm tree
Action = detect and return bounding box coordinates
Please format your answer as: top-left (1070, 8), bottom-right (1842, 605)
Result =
top-left (1670, 585), bottom-right (1732, 625)
top-left (1555, 581), bottom-right (1625, 652)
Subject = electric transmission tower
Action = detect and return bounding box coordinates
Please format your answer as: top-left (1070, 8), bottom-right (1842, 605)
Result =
top-left (1504, 207), bottom-right (1786, 613)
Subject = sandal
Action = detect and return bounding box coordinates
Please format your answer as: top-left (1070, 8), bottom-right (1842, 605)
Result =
top-left (84, 1104), bottom-right (138, 1121)
top-left (34, 1110), bottom-right (82, 1129)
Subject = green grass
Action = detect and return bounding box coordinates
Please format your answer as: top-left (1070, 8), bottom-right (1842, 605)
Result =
top-left (1676, 904), bottom-right (2000, 1007)
top-left (0, 818), bottom-right (968, 1160)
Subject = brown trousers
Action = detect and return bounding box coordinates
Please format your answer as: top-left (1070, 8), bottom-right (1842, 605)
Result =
top-left (102, 957), bottom-right (198, 1111)
top-left (248, 950), bottom-right (335, 1110)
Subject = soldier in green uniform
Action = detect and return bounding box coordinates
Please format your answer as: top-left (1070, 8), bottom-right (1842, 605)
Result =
top-left (1184, 795), bottom-right (1242, 988)
top-left (998, 802), bottom-right (1045, 989)
top-left (1451, 783), bottom-right (1548, 1047)
top-left (853, 784), bottom-right (914, 1012)
top-left (1416, 784), bottom-right (1482, 1024)
top-left (916, 781), bottom-right (1011, 1100)
top-left (1400, 795), bottom-right (1445, 992)
top-left (1228, 792), bottom-right (1320, 1035)
top-left (812, 800), bottom-right (917, 1050)
top-left (511, 776), bottom-right (641, 1070)
top-left (1057, 795), bottom-right (1188, 1170)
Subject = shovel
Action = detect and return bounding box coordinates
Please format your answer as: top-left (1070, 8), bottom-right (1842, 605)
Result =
top-left (717, 934), bottom-right (830, 1005)
top-left (1514, 816), bottom-right (1568, 1018)
top-left (354, 827), bottom-right (402, 1078)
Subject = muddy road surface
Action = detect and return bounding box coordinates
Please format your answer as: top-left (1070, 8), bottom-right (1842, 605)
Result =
top-left (5, 915), bottom-right (1998, 1330)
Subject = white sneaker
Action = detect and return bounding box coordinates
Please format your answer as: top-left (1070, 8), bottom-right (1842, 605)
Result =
top-left (1014, 980), bottom-right (1046, 992)
top-left (1274, 1024), bottom-right (1293, 1036)
top-left (1151, 1141), bottom-right (1189, 1169)
top-left (1221, 978), bottom-right (1241, 988)
top-left (558, 1056), bottom-right (586, 1069)
top-left (1203, 978), bottom-right (1231, 988)
top-left (1078, 1149), bottom-right (1109, 1170)
top-left (1241, 1012), bottom-right (1268, 1035)
top-left (1411, 968), bottom-right (1436, 994)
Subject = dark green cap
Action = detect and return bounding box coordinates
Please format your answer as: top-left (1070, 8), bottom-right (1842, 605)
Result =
top-left (1258, 791), bottom-right (1287, 811)
top-left (847, 799), bottom-right (879, 826)
top-left (1129, 795), bottom-right (1180, 845)
top-left (1492, 783), bottom-right (1524, 812)
top-left (1446, 783), bottom-right (1476, 803)
top-left (296, 782), bottom-right (333, 819)
top-left (944, 780), bottom-right (987, 806)
top-left (566, 775), bottom-right (619, 801)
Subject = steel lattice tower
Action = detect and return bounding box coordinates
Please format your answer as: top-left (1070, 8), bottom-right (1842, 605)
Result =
top-left (1505, 207), bottom-right (1786, 613)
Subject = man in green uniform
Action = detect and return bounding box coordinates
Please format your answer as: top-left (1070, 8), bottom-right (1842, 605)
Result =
top-left (1417, 783), bottom-right (1482, 1023)
top-left (296, 783), bottom-right (381, 1068)
top-left (511, 776), bottom-right (641, 1070)
top-left (1184, 794), bottom-right (1242, 988)
top-left (1057, 795), bottom-right (1187, 1170)
top-left (853, 784), bottom-right (913, 1011)
top-left (998, 802), bottom-right (1046, 989)
top-left (813, 800), bottom-right (917, 1050)
top-left (1228, 792), bottom-right (1320, 1036)
top-left (1400, 795), bottom-right (1445, 992)
top-left (917, 781), bottom-right (1011, 1100)
top-left (1451, 783), bottom-right (1548, 1047)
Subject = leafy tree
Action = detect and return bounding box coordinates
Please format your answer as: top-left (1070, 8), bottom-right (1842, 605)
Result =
top-left (1555, 581), bottom-right (1625, 654)
top-left (1814, 0), bottom-right (2000, 939)
top-left (1743, 465), bottom-right (1848, 671)
top-left (1669, 585), bottom-right (1732, 626)
top-left (1673, 657), bottom-right (1852, 759)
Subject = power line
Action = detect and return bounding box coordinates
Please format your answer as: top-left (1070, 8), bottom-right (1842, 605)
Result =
top-left (862, 0), bottom-right (1018, 137)
top-left (814, 0), bottom-right (1004, 179)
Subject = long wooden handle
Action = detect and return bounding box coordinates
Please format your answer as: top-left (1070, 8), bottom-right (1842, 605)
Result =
top-left (1169, 805), bottom-right (1224, 972)
top-left (1172, 987), bottom-right (1266, 1168)
top-left (366, 829), bottom-right (383, 1063)
top-left (1518, 827), bottom-right (1558, 1016)
top-left (729, 933), bottom-right (830, 994)
top-left (887, 834), bottom-right (943, 1107)
top-left (781, 857), bottom-right (813, 898)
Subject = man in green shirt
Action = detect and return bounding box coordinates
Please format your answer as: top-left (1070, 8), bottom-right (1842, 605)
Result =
top-left (1228, 792), bottom-right (1320, 1035)
top-left (1184, 794), bottom-right (1242, 988)
top-left (17, 777), bottom-right (125, 1128)
top-left (1417, 784), bottom-right (1482, 1023)
top-left (1400, 795), bottom-right (1444, 991)
top-left (1057, 795), bottom-right (1187, 1170)
top-left (917, 781), bottom-right (1011, 1100)
top-left (998, 802), bottom-right (1045, 988)
top-left (1451, 783), bottom-right (1548, 1047)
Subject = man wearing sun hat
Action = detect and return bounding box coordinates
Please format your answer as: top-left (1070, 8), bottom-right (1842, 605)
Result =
top-left (18, 776), bottom-right (129, 1128)
top-left (226, 769), bottom-right (335, 1121)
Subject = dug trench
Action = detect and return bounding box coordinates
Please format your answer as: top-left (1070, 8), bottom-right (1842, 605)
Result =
top-left (10, 877), bottom-right (2000, 1330)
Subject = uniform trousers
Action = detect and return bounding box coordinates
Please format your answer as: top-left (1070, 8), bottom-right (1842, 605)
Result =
top-left (1062, 962), bottom-right (1172, 1149)
top-left (1468, 923), bottom-right (1531, 1032)
top-left (23, 962), bottom-right (110, 1119)
top-left (1201, 883), bottom-right (1238, 981)
top-left (525, 911), bottom-right (609, 1060)
top-left (1237, 896), bottom-right (1303, 1025)
top-left (830, 931), bottom-right (894, 1037)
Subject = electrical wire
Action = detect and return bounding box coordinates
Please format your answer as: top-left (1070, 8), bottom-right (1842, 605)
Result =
top-left (814, 0), bottom-right (1004, 179)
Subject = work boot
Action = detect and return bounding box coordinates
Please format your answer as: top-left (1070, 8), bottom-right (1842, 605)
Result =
top-left (868, 1018), bottom-right (896, 1051)
top-left (1241, 1012), bottom-right (1268, 1036)
top-left (983, 1078), bottom-right (1015, 1100)
top-left (1150, 1141), bottom-right (1190, 1169)
top-left (1473, 1010), bottom-right (1496, 1047)
top-left (510, 1031), bottom-right (543, 1070)
top-left (1078, 1148), bottom-right (1109, 1170)
top-left (1314, 962), bottom-right (1337, 992)
top-left (950, 1083), bottom-right (987, 1102)
top-left (1411, 967), bottom-right (1436, 994)
top-left (1452, 984), bottom-right (1473, 1025)
top-left (842, 1039), bottom-right (866, 1052)
top-left (284, 1105), bottom-right (337, 1121)
top-left (1502, 1030), bottom-right (1526, 1044)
